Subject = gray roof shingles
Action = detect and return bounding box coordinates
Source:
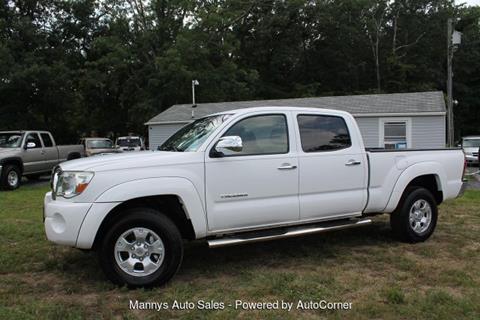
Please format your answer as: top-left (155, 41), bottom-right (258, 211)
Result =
top-left (146, 91), bottom-right (446, 124)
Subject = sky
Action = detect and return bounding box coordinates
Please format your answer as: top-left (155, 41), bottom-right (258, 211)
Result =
top-left (462, 0), bottom-right (480, 6)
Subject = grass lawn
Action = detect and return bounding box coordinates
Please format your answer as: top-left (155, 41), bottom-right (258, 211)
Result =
top-left (0, 185), bottom-right (479, 319)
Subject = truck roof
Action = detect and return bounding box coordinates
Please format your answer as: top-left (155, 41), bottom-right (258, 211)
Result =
top-left (0, 130), bottom-right (51, 134)
top-left (209, 106), bottom-right (352, 118)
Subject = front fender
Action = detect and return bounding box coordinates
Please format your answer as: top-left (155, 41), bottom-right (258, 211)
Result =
top-left (76, 177), bottom-right (207, 248)
top-left (384, 162), bottom-right (445, 212)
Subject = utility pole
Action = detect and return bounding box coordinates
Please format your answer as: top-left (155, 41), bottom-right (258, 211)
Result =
top-left (191, 80), bottom-right (199, 118)
top-left (447, 18), bottom-right (454, 147)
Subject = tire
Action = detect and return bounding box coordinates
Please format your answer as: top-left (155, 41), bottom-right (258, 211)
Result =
top-left (390, 187), bottom-right (438, 243)
top-left (98, 208), bottom-right (184, 288)
top-left (1, 164), bottom-right (21, 190)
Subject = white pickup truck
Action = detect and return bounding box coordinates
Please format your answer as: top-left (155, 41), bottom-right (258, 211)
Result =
top-left (44, 107), bottom-right (466, 287)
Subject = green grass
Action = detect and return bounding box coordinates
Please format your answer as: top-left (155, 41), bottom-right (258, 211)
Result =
top-left (1, 185), bottom-right (479, 319)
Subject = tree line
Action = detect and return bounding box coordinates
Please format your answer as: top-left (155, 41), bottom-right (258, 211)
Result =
top-left (1, 0), bottom-right (479, 143)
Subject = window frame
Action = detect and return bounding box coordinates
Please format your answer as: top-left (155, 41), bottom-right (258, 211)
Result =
top-left (379, 118), bottom-right (412, 149)
top-left (296, 113), bottom-right (352, 153)
top-left (210, 113), bottom-right (290, 158)
top-left (24, 132), bottom-right (43, 149)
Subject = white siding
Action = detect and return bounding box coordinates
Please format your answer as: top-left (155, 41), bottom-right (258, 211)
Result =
top-left (353, 116), bottom-right (445, 149)
top-left (411, 116), bottom-right (446, 148)
top-left (148, 124), bottom-right (184, 150)
top-left (355, 117), bottom-right (379, 148)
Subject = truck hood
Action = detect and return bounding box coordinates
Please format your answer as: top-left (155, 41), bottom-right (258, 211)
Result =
top-left (0, 148), bottom-right (21, 157)
top-left (59, 151), bottom-right (203, 172)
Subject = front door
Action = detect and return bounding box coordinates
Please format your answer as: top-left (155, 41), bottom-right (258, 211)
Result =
top-left (294, 112), bottom-right (368, 220)
top-left (205, 112), bottom-right (299, 232)
top-left (22, 133), bottom-right (46, 174)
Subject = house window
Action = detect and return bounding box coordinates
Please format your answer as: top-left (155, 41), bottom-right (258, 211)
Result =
top-left (379, 118), bottom-right (411, 149)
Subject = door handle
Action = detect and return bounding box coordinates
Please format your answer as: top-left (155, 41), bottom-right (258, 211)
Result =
top-left (41, 151), bottom-right (46, 155)
top-left (345, 159), bottom-right (361, 166)
top-left (278, 164), bottom-right (297, 170)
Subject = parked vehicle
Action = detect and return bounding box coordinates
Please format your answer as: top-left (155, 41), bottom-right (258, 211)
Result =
top-left (79, 137), bottom-right (119, 156)
top-left (0, 131), bottom-right (83, 190)
top-left (115, 136), bottom-right (145, 152)
top-left (44, 107), bottom-right (466, 287)
top-left (460, 136), bottom-right (480, 165)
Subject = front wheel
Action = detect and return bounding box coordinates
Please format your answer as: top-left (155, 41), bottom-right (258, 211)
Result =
top-left (1, 164), bottom-right (21, 190)
top-left (98, 208), bottom-right (184, 288)
top-left (390, 187), bottom-right (438, 243)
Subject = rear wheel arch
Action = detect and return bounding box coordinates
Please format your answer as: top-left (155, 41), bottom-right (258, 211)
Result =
top-left (404, 174), bottom-right (443, 205)
top-left (92, 195), bottom-right (195, 250)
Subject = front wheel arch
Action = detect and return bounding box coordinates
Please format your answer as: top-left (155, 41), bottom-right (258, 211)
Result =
top-left (92, 195), bottom-right (195, 251)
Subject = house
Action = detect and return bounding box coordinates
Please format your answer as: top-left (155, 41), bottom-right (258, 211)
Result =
top-left (145, 91), bottom-right (446, 150)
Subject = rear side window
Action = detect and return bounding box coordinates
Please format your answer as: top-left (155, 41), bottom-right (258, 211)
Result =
top-left (221, 114), bottom-right (289, 156)
top-left (297, 115), bottom-right (351, 152)
top-left (40, 133), bottom-right (53, 147)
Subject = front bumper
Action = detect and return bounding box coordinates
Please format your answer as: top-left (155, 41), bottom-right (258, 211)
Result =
top-left (43, 192), bottom-right (93, 246)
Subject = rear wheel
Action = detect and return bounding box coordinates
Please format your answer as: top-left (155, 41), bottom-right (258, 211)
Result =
top-left (390, 187), bottom-right (438, 243)
top-left (1, 164), bottom-right (21, 190)
top-left (98, 208), bottom-right (183, 288)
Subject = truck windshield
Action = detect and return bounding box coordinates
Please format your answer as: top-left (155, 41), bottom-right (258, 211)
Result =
top-left (0, 132), bottom-right (23, 148)
top-left (117, 138), bottom-right (141, 147)
top-left (87, 139), bottom-right (113, 149)
top-left (463, 139), bottom-right (480, 148)
top-left (159, 114), bottom-right (232, 152)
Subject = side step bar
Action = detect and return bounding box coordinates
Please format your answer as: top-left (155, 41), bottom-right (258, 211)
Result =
top-left (208, 218), bottom-right (372, 248)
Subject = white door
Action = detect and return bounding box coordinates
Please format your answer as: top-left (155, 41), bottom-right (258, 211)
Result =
top-left (205, 113), bottom-right (299, 232)
top-left (294, 113), bottom-right (368, 220)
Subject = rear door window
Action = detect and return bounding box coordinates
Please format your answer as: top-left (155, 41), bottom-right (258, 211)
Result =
top-left (297, 115), bottom-right (351, 152)
top-left (40, 133), bottom-right (54, 147)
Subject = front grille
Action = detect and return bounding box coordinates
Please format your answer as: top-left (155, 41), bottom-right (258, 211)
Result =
top-left (473, 153), bottom-right (478, 157)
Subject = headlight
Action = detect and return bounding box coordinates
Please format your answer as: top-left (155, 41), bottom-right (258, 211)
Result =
top-left (54, 171), bottom-right (94, 199)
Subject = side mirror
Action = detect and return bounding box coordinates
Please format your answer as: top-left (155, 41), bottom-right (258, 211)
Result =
top-left (212, 136), bottom-right (243, 157)
top-left (26, 142), bottom-right (36, 149)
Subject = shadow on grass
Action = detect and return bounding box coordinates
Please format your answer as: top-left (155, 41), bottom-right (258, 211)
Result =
top-left (49, 219), bottom-right (397, 287)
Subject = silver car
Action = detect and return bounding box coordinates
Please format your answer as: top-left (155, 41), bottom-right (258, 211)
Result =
top-left (461, 136), bottom-right (480, 165)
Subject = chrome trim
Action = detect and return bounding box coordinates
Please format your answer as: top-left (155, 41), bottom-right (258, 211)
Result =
top-left (208, 218), bottom-right (372, 248)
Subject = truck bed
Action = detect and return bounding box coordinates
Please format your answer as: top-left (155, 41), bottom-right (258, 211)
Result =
top-left (364, 148), bottom-right (464, 214)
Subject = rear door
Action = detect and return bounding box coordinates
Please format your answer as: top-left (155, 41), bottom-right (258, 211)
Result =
top-left (40, 132), bottom-right (60, 168)
top-left (205, 112), bottom-right (300, 232)
top-left (293, 112), bottom-right (368, 220)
